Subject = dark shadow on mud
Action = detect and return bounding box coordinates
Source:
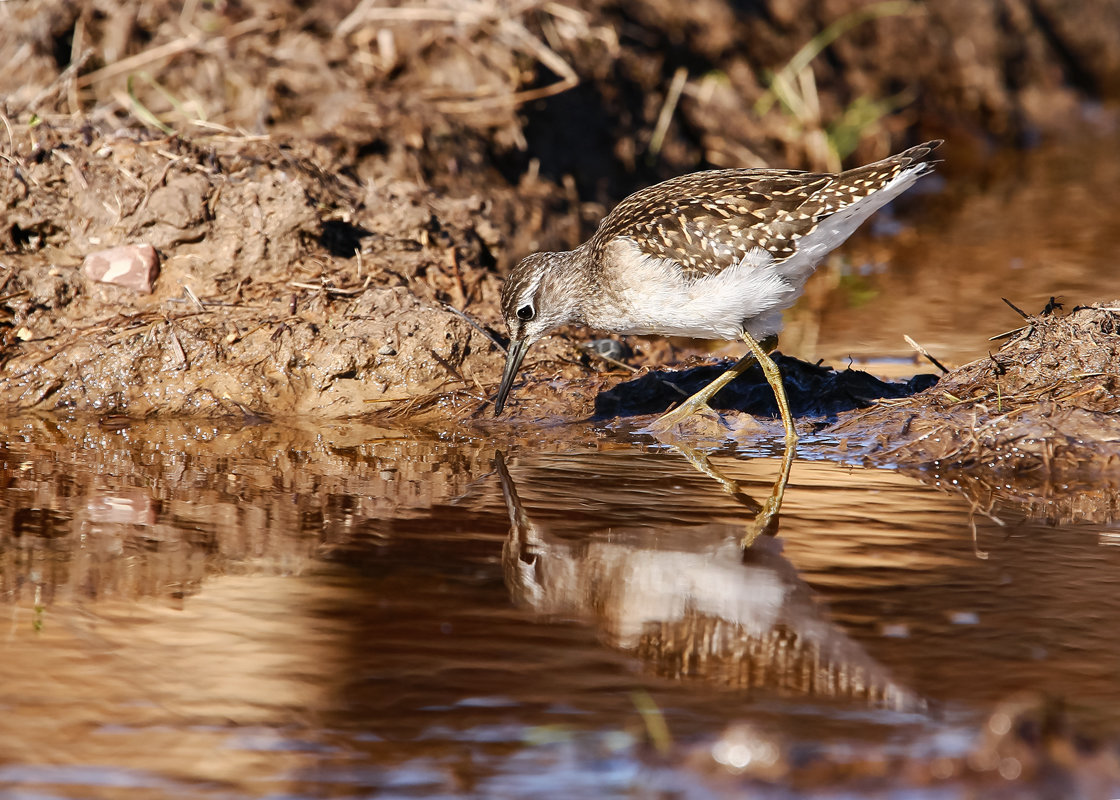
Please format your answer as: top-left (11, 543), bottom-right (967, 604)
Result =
top-left (593, 353), bottom-right (939, 419)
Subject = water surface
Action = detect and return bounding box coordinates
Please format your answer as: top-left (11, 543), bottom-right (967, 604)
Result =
top-left (2, 417), bottom-right (1118, 798)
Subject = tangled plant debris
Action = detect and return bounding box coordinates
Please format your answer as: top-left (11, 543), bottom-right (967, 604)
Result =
top-left (834, 302), bottom-right (1120, 479)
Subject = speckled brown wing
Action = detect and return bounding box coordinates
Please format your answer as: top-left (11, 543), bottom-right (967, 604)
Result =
top-left (588, 141), bottom-right (941, 280)
top-left (588, 169), bottom-right (831, 279)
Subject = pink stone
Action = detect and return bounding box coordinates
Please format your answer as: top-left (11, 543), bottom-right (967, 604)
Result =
top-left (82, 244), bottom-right (160, 293)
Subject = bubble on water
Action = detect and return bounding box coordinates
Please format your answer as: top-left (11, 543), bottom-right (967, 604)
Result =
top-left (998, 757), bottom-right (1022, 780)
top-left (989, 712), bottom-right (1011, 736)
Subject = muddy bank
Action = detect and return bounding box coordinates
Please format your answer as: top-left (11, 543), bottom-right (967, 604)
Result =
top-left (832, 302), bottom-right (1120, 478)
top-left (3, 0), bottom-right (1120, 456)
top-left (2, 115), bottom-right (1118, 482)
top-left (6, 0), bottom-right (1120, 194)
top-left (0, 123), bottom-right (522, 417)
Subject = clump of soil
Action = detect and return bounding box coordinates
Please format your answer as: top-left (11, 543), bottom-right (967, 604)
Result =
top-left (834, 302), bottom-right (1120, 479)
top-left (0, 121), bottom-right (523, 417)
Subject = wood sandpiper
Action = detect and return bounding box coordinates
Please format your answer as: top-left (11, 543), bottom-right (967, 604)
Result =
top-left (493, 141), bottom-right (942, 445)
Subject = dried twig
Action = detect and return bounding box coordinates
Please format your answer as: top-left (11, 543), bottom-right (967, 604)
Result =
top-left (1001, 297), bottom-right (1030, 320)
top-left (902, 334), bottom-right (949, 374)
top-left (14, 51), bottom-right (93, 115)
top-left (0, 290), bottom-right (30, 304)
top-left (989, 325), bottom-right (1030, 342)
top-left (445, 247), bottom-right (468, 307)
top-left (181, 284), bottom-right (207, 311)
top-left (442, 303), bottom-right (505, 351)
top-left (342, 1), bottom-right (580, 113)
top-left (580, 345), bottom-right (638, 374)
top-left (168, 324), bottom-right (190, 369)
top-left (288, 281), bottom-right (365, 296)
top-left (77, 17), bottom-right (273, 88)
top-left (649, 66), bottom-right (688, 158)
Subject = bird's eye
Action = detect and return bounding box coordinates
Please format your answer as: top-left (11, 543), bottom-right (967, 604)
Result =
top-left (516, 304), bottom-right (535, 321)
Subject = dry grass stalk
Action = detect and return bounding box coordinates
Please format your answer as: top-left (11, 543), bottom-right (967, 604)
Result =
top-left (337, 0), bottom-right (584, 113)
top-left (76, 17), bottom-right (275, 89)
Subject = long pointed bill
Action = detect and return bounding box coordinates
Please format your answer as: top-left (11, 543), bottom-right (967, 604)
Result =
top-left (494, 338), bottom-right (530, 416)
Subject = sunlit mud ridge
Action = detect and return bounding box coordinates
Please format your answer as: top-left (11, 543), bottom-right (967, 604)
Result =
top-left (0, 121), bottom-right (515, 418)
top-left (2, 123), bottom-right (1118, 438)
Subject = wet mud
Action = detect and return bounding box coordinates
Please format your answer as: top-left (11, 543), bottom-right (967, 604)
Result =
top-left (0, 125), bottom-right (514, 418)
top-left (4, 0), bottom-right (1120, 440)
top-left (3, 112), bottom-right (1117, 482)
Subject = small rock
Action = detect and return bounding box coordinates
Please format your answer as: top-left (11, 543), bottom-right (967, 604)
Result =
top-left (581, 338), bottom-right (632, 363)
top-left (378, 343), bottom-right (396, 356)
top-left (82, 244), bottom-right (160, 293)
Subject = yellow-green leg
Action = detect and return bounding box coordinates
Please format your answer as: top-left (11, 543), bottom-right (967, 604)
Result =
top-left (740, 433), bottom-right (796, 547)
top-left (647, 331), bottom-right (799, 546)
top-left (645, 351), bottom-right (755, 431)
top-left (737, 330), bottom-right (798, 451)
top-left (668, 436), bottom-right (797, 549)
top-left (733, 331), bottom-right (798, 545)
top-left (649, 331), bottom-right (798, 449)
top-left (671, 441), bottom-right (763, 512)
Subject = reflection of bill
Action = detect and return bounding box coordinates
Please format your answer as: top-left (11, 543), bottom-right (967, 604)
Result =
top-left (495, 450), bottom-right (923, 710)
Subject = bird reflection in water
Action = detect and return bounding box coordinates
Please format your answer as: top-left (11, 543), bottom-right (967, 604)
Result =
top-left (494, 449), bottom-right (922, 710)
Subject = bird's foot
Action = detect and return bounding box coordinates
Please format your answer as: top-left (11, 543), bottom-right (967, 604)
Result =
top-left (643, 397), bottom-right (723, 435)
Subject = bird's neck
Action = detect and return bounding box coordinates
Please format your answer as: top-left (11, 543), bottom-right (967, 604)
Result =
top-left (555, 243), bottom-right (596, 324)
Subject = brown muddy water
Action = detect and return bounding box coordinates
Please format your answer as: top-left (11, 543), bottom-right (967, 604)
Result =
top-left (3, 138), bottom-right (1120, 800)
top-left (2, 417), bottom-right (1120, 800)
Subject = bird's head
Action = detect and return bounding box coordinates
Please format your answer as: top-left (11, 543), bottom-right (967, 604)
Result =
top-left (493, 250), bottom-right (585, 415)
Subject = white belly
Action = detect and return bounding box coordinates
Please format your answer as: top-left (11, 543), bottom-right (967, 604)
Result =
top-left (586, 238), bottom-right (799, 341)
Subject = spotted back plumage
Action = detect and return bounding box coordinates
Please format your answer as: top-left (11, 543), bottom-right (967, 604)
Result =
top-left (589, 140), bottom-right (941, 279)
